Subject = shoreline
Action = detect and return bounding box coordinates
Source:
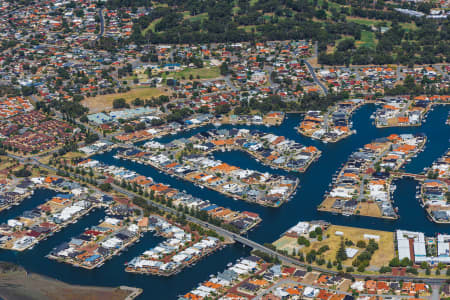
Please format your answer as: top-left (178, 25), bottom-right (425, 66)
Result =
top-left (0, 262), bottom-right (142, 300)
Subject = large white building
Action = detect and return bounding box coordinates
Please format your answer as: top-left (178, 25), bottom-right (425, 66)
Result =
top-left (396, 230), bottom-right (450, 264)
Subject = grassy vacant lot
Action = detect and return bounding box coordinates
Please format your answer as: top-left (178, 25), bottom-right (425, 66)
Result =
top-left (165, 67), bottom-right (221, 80)
top-left (82, 87), bottom-right (168, 113)
top-left (356, 202), bottom-right (383, 218)
top-left (273, 225), bottom-right (395, 269)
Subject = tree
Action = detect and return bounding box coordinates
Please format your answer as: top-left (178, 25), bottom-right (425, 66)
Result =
top-left (400, 257), bottom-right (412, 267)
top-left (113, 98), bottom-right (128, 109)
top-left (337, 38), bottom-right (355, 52)
top-left (135, 122), bottom-right (146, 130)
top-left (14, 167), bottom-right (31, 177)
top-left (124, 124), bottom-right (135, 133)
top-left (99, 183), bottom-right (112, 192)
top-left (336, 239), bottom-right (348, 262)
top-left (297, 236), bottom-right (310, 247)
top-left (220, 62), bottom-right (230, 75)
top-left (356, 240), bottom-right (366, 248)
top-left (80, 115), bottom-right (89, 123)
top-left (132, 98), bottom-right (144, 106)
top-left (215, 103), bottom-right (231, 114)
top-left (379, 266), bottom-right (391, 273)
top-left (85, 133), bottom-right (99, 144)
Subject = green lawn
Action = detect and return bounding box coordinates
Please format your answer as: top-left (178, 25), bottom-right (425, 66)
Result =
top-left (400, 22), bottom-right (417, 31)
top-left (347, 17), bottom-right (417, 32)
top-left (357, 30), bottom-right (376, 48)
top-left (165, 67), bottom-right (221, 80)
top-left (347, 17), bottom-right (379, 26)
top-left (142, 18), bottom-right (161, 35)
top-left (183, 11), bottom-right (208, 22)
top-left (238, 25), bottom-right (258, 33)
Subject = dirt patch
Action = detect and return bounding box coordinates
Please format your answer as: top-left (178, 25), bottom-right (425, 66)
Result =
top-left (356, 202), bottom-right (382, 218)
top-left (82, 87), bottom-right (169, 113)
top-left (0, 262), bottom-right (133, 300)
top-left (317, 197), bottom-right (339, 211)
top-left (302, 272), bottom-right (319, 285)
top-left (273, 236), bottom-right (300, 254)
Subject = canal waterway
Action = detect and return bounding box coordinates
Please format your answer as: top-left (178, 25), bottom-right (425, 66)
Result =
top-left (0, 104), bottom-right (448, 299)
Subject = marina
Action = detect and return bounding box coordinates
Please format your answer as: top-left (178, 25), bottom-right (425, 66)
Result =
top-left (48, 215), bottom-right (145, 270)
top-left (125, 215), bottom-right (224, 276)
top-left (116, 142), bottom-right (299, 208)
top-left (0, 105), bottom-right (448, 299)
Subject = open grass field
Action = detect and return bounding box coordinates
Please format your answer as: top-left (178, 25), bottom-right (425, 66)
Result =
top-left (347, 17), bottom-right (379, 26)
top-left (165, 67), bottom-right (221, 80)
top-left (183, 12), bottom-right (208, 22)
top-left (347, 17), bottom-right (417, 32)
top-left (400, 22), bottom-right (417, 31)
top-left (142, 18), bottom-right (161, 35)
top-left (144, 11), bottom-right (208, 35)
top-left (238, 25), bottom-right (258, 33)
top-left (82, 87), bottom-right (168, 113)
top-left (273, 225), bottom-right (395, 269)
top-left (357, 30), bottom-right (376, 48)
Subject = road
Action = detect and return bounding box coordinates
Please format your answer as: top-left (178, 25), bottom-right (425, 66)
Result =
top-left (431, 284), bottom-right (440, 300)
top-left (223, 75), bottom-right (238, 92)
top-left (305, 42), bottom-right (327, 95)
top-left (77, 174), bottom-right (447, 287)
top-left (98, 8), bottom-right (105, 39)
top-left (263, 66), bottom-right (279, 92)
top-left (304, 60), bottom-right (328, 95)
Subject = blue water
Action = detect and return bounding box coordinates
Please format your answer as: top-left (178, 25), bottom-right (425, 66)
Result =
top-left (0, 104), bottom-right (449, 299)
top-left (0, 188), bottom-right (58, 222)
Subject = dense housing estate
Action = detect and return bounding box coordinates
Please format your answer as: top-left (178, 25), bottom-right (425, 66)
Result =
top-left (49, 215), bottom-right (143, 269)
top-left (77, 159), bottom-right (261, 233)
top-left (0, 0), bottom-right (450, 298)
top-left (118, 146), bottom-right (299, 207)
top-left (126, 215), bottom-right (222, 276)
top-left (420, 150), bottom-right (450, 223)
top-left (319, 133), bottom-right (426, 218)
top-left (0, 176), bottom-right (109, 251)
